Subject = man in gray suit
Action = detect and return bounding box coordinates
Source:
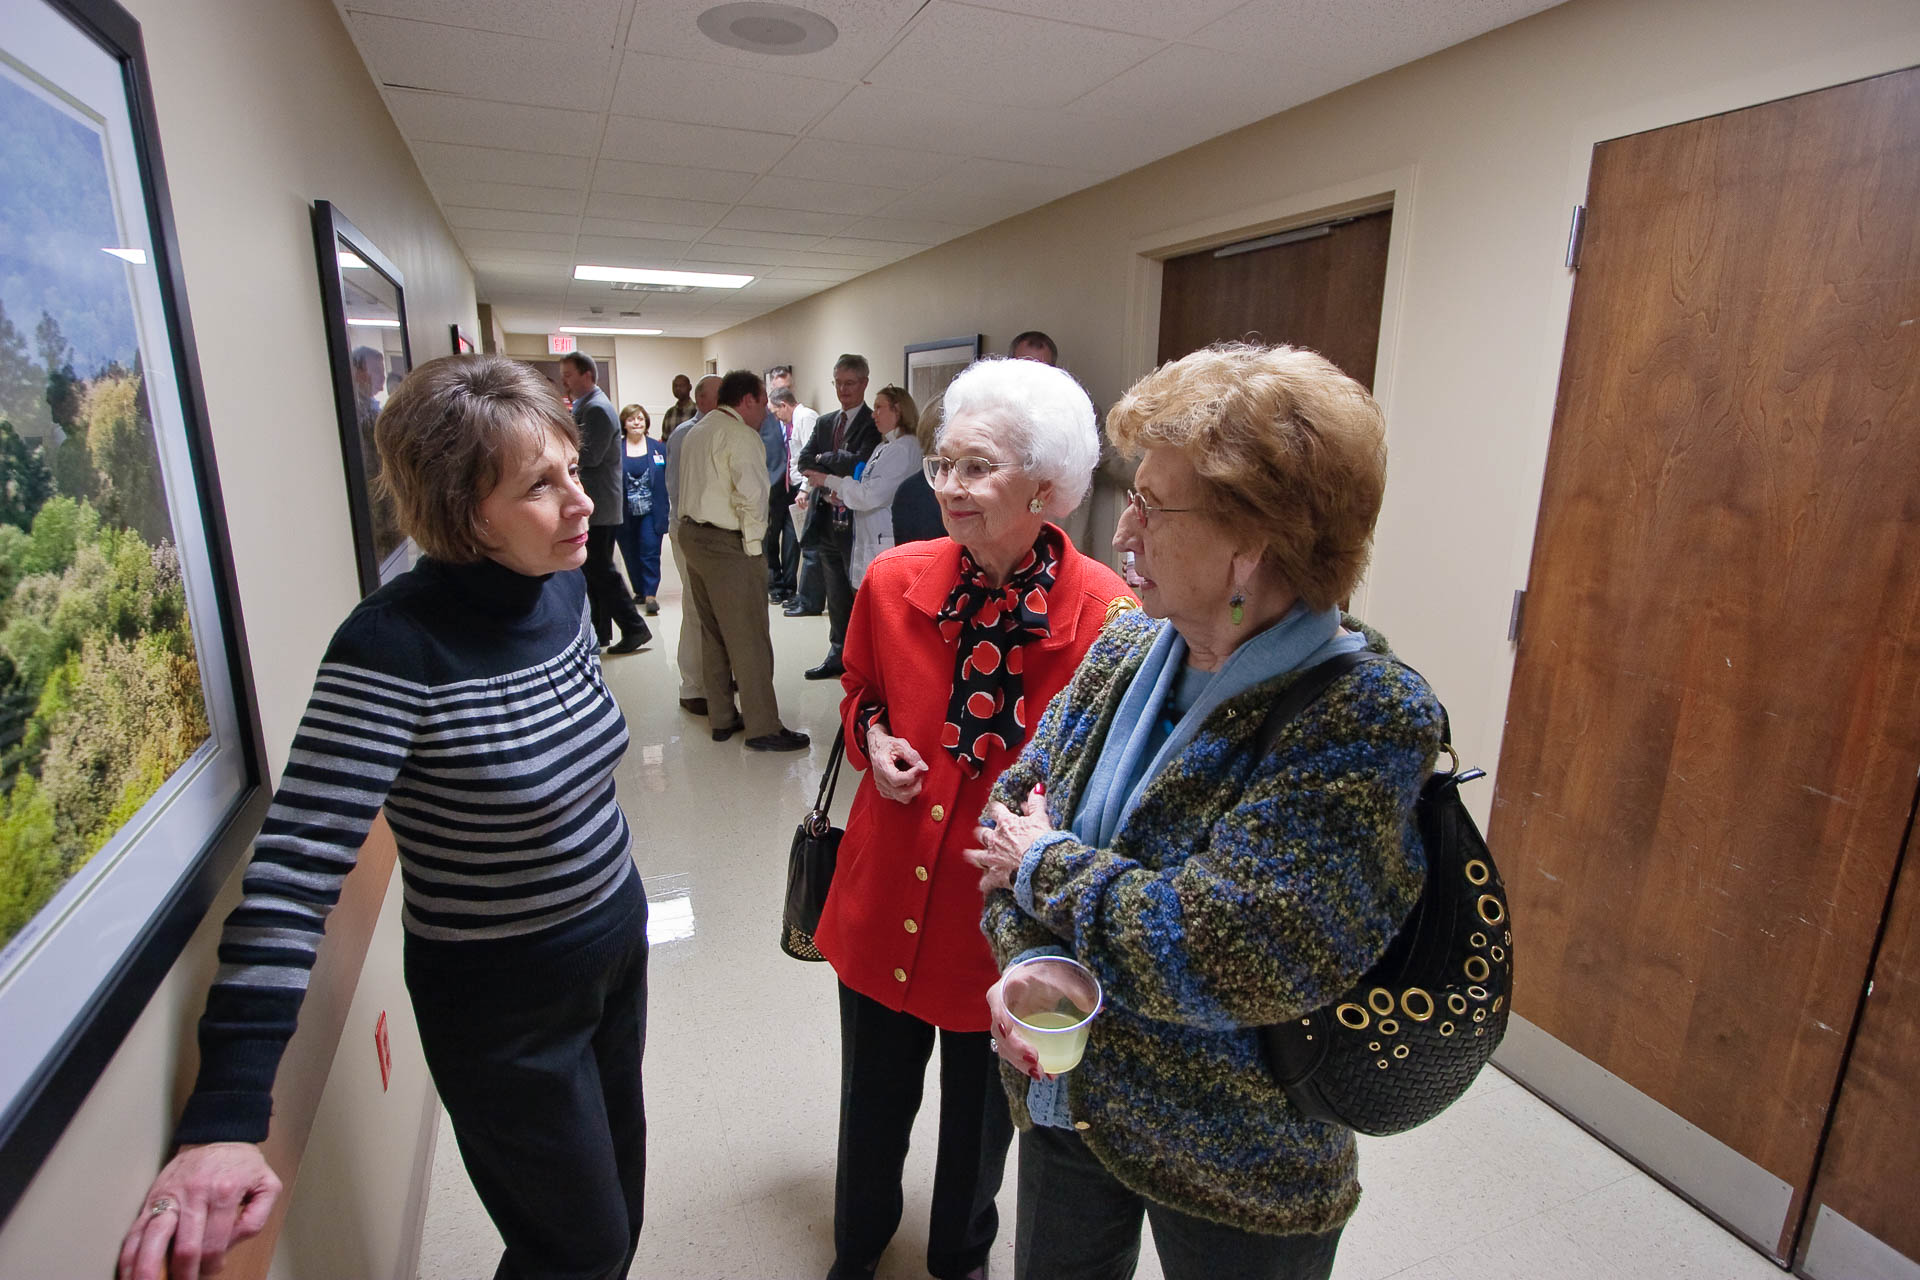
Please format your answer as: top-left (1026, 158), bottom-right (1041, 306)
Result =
top-left (561, 351), bottom-right (651, 654)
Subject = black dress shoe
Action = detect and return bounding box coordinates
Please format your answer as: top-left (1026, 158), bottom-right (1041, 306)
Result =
top-left (643, 597), bottom-right (660, 615)
top-left (679, 697), bottom-right (708, 716)
top-left (746, 728), bottom-right (810, 751)
top-left (784, 601), bottom-right (822, 617)
top-left (606, 626), bottom-right (651, 655)
top-left (712, 722), bottom-right (743, 742)
top-left (768, 588), bottom-right (791, 603)
top-left (804, 654), bottom-right (845, 680)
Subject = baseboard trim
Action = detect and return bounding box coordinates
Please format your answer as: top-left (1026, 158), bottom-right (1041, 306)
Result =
top-left (1802, 1205), bottom-right (1920, 1280)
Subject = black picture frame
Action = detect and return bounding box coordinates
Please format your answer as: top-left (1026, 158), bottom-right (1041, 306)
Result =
top-left (312, 200), bottom-right (414, 596)
top-left (904, 334), bottom-right (983, 412)
top-left (451, 323), bottom-right (476, 355)
top-left (0, 0), bottom-right (269, 1225)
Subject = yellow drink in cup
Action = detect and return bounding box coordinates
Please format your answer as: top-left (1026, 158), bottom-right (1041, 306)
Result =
top-left (1004, 956), bottom-right (1102, 1074)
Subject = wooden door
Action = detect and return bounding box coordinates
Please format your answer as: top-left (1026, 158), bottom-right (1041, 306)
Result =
top-left (1489, 67), bottom-right (1920, 1258)
top-left (1156, 209), bottom-right (1391, 387)
top-left (1798, 794), bottom-right (1920, 1276)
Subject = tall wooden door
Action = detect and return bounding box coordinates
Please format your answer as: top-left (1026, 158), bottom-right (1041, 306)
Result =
top-left (1489, 67), bottom-right (1920, 1261)
top-left (1156, 210), bottom-right (1390, 386)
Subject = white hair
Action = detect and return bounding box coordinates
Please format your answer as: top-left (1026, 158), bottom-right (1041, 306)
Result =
top-left (936, 357), bottom-right (1099, 517)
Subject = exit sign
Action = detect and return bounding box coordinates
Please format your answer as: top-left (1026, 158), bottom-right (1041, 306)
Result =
top-left (547, 332), bottom-right (576, 355)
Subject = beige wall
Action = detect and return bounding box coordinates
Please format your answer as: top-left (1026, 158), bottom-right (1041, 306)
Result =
top-left (613, 335), bottom-right (705, 428)
top-left (0, 0), bottom-right (473, 1275)
top-left (704, 0), bottom-right (1920, 819)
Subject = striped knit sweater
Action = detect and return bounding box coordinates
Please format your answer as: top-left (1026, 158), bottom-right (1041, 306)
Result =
top-left (983, 609), bottom-right (1442, 1236)
top-left (177, 556), bottom-right (637, 1144)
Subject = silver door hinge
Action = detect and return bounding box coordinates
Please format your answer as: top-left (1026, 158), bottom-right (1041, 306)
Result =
top-left (1565, 205), bottom-right (1587, 269)
top-left (1508, 589), bottom-right (1527, 643)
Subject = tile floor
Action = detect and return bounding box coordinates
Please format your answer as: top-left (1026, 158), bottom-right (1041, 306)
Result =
top-left (415, 560), bottom-right (1786, 1280)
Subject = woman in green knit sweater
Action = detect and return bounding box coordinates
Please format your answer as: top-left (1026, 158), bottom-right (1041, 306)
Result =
top-left (964, 343), bottom-right (1443, 1280)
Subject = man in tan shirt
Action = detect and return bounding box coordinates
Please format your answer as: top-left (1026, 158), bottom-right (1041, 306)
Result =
top-left (676, 370), bottom-right (809, 751)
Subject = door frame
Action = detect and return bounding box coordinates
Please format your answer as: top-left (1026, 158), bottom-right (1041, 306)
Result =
top-left (1120, 165), bottom-right (1415, 619)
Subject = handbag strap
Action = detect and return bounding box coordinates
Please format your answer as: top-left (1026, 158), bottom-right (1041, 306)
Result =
top-left (1252, 650), bottom-right (1457, 763)
top-left (813, 726), bottom-right (848, 813)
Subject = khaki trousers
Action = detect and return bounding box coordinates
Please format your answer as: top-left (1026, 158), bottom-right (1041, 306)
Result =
top-left (676, 520), bottom-right (782, 738)
top-left (667, 529), bottom-right (702, 699)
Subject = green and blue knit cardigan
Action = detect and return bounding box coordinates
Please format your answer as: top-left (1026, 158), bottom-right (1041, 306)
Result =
top-left (983, 608), bottom-right (1443, 1236)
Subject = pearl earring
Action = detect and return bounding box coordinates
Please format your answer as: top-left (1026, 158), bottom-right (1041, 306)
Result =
top-left (1230, 590), bottom-right (1246, 626)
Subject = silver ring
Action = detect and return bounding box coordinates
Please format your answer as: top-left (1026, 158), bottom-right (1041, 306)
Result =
top-left (147, 1197), bottom-right (178, 1218)
top-left (989, 1038), bottom-right (998, 1053)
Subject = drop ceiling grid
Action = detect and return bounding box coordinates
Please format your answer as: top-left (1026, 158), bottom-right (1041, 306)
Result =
top-left (335, 0), bottom-right (1572, 337)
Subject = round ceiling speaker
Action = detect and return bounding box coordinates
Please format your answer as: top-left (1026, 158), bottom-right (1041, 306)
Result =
top-left (696, 3), bottom-right (839, 56)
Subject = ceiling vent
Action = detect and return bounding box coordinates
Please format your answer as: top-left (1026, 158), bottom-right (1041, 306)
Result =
top-left (611, 281), bottom-right (696, 294)
top-left (695, 3), bottom-right (838, 57)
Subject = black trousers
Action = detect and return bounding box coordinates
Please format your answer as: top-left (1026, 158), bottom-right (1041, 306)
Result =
top-left (765, 482), bottom-right (799, 592)
top-left (408, 904), bottom-right (649, 1280)
top-left (585, 525), bottom-right (648, 645)
top-left (832, 983), bottom-right (1013, 1280)
top-left (819, 525), bottom-right (856, 648)
top-left (791, 546), bottom-right (825, 612)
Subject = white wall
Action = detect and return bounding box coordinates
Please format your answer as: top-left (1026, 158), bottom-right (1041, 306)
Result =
top-left (702, 0), bottom-right (1920, 817)
top-left (0, 0), bottom-right (471, 1274)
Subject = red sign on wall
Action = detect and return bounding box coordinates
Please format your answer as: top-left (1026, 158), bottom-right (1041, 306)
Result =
top-left (547, 332), bottom-right (576, 355)
top-left (374, 1010), bottom-right (392, 1091)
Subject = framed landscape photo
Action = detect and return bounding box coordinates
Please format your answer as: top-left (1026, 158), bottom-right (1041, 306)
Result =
top-left (904, 334), bottom-right (982, 414)
top-left (312, 200), bottom-right (414, 596)
top-left (0, 0), bottom-right (269, 1221)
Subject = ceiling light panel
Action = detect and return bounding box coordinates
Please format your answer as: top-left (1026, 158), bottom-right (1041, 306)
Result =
top-left (575, 265), bottom-right (755, 288)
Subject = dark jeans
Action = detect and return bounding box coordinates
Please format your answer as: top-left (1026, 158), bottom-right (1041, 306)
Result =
top-left (616, 507), bottom-right (668, 600)
top-left (791, 546), bottom-right (825, 612)
top-left (819, 525), bottom-right (856, 648)
top-left (407, 898), bottom-right (649, 1280)
top-left (1014, 1126), bottom-right (1342, 1280)
top-left (765, 483), bottom-right (799, 593)
top-left (832, 983), bottom-right (1013, 1280)
top-left (585, 525), bottom-right (648, 645)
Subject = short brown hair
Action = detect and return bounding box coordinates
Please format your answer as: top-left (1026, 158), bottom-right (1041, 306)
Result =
top-left (1106, 343), bottom-right (1386, 611)
top-left (374, 355), bottom-right (580, 563)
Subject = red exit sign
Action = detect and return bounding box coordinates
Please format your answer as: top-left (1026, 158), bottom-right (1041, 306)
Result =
top-left (547, 332), bottom-right (576, 355)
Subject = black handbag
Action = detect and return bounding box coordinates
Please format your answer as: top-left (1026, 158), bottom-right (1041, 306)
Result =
top-left (1253, 651), bottom-right (1512, 1135)
top-left (781, 726), bottom-right (846, 961)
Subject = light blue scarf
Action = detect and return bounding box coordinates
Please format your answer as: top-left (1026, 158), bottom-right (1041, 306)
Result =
top-left (1069, 602), bottom-right (1366, 849)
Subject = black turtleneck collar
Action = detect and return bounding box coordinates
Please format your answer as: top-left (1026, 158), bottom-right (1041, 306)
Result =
top-left (419, 555), bottom-right (551, 619)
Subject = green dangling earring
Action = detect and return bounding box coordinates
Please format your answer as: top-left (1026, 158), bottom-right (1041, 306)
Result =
top-left (1230, 589), bottom-right (1246, 626)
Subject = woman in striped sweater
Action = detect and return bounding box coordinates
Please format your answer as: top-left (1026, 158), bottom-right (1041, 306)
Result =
top-left (120, 356), bottom-right (649, 1280)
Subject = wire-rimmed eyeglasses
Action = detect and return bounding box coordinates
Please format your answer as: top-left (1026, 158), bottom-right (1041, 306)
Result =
top-left (1123, 488), bottom-right (1196, 522)
top-left (923, 455), bottom-right (1017, 488)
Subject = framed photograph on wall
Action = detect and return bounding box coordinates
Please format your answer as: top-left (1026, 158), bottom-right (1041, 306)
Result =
top-left (904, 334), bottom-right (982, 416)
top-left (0, 0), bottom-right (270, 1222)
top-left (450, 323), bottom-right (475, 355)
top-left (312, 200), bottom-right (414, 596)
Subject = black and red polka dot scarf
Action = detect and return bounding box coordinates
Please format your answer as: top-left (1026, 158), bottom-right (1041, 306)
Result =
top-left (934, 527), bottom-right (1063, 775)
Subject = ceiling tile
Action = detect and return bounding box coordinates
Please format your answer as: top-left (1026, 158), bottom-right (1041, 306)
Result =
top-left (611, 50), bottom-right (849, 132)
top-left (1186, 0), bottom-right (1563, 65)
top-left (600, 116), bottom-right (798, 169)
top-left (345, 13), bottom-right (610, 112)
top-left (949, 0), bottom-right (1247, 39)
top-left (413, 141), bottom-right (591, 188)
top-left (382, 88), bottom-right (601, 155)
top-left (878, 158), bottom-right (1098, 224)
top-left (584, 192), bottom-right (730, 225)
top-left (574, 235), bottom-right (703, 262)
top-left (622, 0), bottom-right (928, 82)
top-left (444, 207), bottom-right (583, 234)
top-left (865, 5), bottom-right (1158, 109)
top-left (594, 158), bottom-right (759, 202)
top-left (807, 84), bottom-right (1005, 157)
top-left (341, 0), bottom-right (624, 43)
top-left (676, 245), bottom-right (795, 267)
top-left (465, 248), bottom-right (576, 266)
top-left (581, 216), bottom-right (720, 240)
top-left (435, 180), bottom-right (586, 215)
top-left (457, 229), bottom-right (579, 253)
top-left (769, 137), bottom-right (962, 189)
top-left (765, 266), bottom-right (862, 283)
top-left (843, 214), bottom-right (976, 244)
top-left (741, 174), bottom-right (896, 216)
top-left (718, 206), bottom-right (857, 236)
top-left (812, 236), bottom-right (926, 259)
top-left (1069, 42), bottom-right (1318, 141)
top-left (697, 228), bottom-right (829, 251)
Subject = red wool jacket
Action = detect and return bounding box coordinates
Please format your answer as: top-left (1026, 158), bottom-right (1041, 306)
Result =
top-left (814, 530), bottom-right (1131, 1031)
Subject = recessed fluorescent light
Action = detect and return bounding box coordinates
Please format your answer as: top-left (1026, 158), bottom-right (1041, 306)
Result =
top-left (347, 317), bottom-right (401, 329)
top-left (101, 247), bottom-right (147, 265)
top-left (560, 326), bottom-right (666, 336)
top-left (338, 251), bottom-right (370, 269)
top-left (574, 265), bottom-right (752, 288)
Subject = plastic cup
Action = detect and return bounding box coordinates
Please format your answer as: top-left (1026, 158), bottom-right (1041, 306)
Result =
top-left (1004, 955), bottom-right (1103, 1074)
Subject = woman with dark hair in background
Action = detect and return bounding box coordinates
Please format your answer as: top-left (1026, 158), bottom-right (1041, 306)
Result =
top-left (618, 402), bottom-right (669, 615)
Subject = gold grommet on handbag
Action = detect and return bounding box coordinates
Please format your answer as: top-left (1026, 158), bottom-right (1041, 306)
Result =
top-left (1477, 894), bottom-right (1506, 925)
top-left (1401, 988), bottom-right (1435, 1022)
top-left (1369, 1041), bottom-right (1382, 1052)
top-left (1474, 1008), bottom-right (1487, 1023)
top-left (1468, 985), bottom-right (1489, 1002)
top-left (1378, 1018), bottom-right (1399, 1036)
top-left (1368, 987), bottom-right (1395, 1016)
top-left (1490, 945), bottom-right (1506, 962)
top-left (1448, 993), bottom-right (1469, 1015)
top-left (1377, 1059), bottom-right (1390, 1069)
top-left (1393, 1045), bottom-right (1410, 1059)
top-left (1493, 995), bottom-right (1505, 1012)
top-left (1440, 1021), bottom-right (1455, 1036)
top-left (1465, 859), bottom-right (1490, 885)
top-left (1336, 1002), bottom-right (1370, 1030)
top-left (1470, 931), bottom-right (1488, 949)
top-left (1463, 954), bottom-right (1491, 982)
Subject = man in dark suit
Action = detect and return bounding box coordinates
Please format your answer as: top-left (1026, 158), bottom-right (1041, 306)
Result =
top-left (796, 353), bottom-right (878, 679)
top-left (561, 351), bottom-right (651, 654)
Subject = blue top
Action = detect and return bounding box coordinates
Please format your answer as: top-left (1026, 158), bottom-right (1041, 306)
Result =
top-left (622, 438), bottom-right (668, 523)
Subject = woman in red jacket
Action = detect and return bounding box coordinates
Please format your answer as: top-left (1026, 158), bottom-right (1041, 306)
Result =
top-left (813, 357), bottom-right (1132, 1280)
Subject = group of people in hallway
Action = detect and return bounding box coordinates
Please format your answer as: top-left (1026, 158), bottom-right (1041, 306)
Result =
top-left (120, 339), bottom-right (1442, 1280)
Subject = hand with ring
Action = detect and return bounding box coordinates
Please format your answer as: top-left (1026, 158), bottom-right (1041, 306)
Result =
top-left (985, 973), bottom-right (1049, 1082)
top-left (119, 1141), bottom-right (282, 1280)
